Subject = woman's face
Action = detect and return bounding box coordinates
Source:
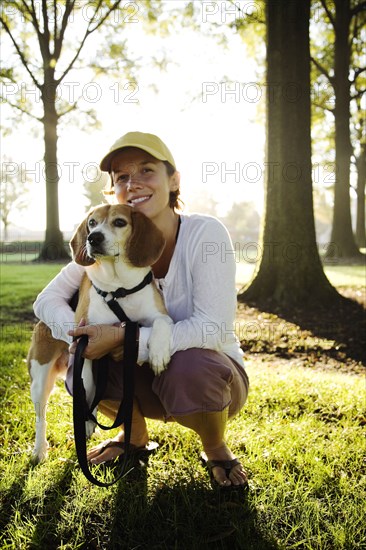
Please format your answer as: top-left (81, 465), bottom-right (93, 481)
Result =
top-left (110, 147), bottom-right (179, 221)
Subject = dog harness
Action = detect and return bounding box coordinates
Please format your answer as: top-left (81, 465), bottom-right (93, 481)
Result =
top-left (91, 270), bottom-right (153, 323)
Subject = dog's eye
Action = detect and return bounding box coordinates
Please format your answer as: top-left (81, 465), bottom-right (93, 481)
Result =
top-left (88, 218), bottom-right (97, 228)
top-left (113, 218), bottom-right (127, 228)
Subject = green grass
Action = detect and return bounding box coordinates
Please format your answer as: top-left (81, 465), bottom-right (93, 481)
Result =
top-left (0, 263), bottom-right (64, 323)
top-left (0, 262), bottom-right (365, 549)
top-left (236, 262), bottom-right (366, 287)
top-left (322, 265), bottom-right (366, 287)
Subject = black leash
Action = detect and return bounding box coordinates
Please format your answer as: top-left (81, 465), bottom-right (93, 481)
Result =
top-left (73, 322), bottom-right (138, 487)
top-left (73, 323), bottom-right (138, 487)
top-left (72, 272), bottom-right (154, 487)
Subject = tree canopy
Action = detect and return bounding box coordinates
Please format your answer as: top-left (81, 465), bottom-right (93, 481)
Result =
top-left (0, 0), bottom-right (167, 259)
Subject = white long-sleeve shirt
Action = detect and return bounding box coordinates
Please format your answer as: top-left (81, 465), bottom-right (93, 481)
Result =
top-left (33, 213), bottom-right (244, 366)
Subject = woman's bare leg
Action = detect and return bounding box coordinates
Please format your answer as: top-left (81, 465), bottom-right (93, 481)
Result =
top-left (174, 407), bottom-right (247, 487)
top-left (87, 398), bottom-right (149, 464)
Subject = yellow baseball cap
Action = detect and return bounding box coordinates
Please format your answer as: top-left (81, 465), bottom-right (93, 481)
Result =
top-left (100, 131), bottom-right (176, 172)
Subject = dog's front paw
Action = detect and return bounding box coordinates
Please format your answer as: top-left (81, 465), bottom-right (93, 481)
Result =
top-left (32, 442), bottom-right (49, 464)
top-left (149, 348), bottom-right (171, 376)
top-left (148, 317), bottom-right (172, 376)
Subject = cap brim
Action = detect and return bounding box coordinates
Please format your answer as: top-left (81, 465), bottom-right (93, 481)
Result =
top-left (100, 144), bottom-right (173, 172)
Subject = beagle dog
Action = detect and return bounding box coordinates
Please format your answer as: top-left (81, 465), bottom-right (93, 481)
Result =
top-left (28, 204), bottom-right (173, 463)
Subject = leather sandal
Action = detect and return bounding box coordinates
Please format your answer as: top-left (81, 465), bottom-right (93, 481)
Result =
top-left (201, 452), bottom-right (248, 491)
top-left (90, 440), bottom-right (159, 467)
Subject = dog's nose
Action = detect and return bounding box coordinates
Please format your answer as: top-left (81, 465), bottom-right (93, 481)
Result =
top-left (87, 231), bottom-right (104, 246)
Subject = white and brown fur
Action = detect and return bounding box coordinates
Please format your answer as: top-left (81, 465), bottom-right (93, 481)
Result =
top-left (28, 204), bottom-right (173, 463)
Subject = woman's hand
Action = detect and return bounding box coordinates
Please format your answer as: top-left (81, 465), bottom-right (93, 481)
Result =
top-left (68, 319), bottom-right (125, 360)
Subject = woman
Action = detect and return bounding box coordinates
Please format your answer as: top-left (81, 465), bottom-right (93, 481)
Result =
top-left (34, 131), bottom-right (249, 488)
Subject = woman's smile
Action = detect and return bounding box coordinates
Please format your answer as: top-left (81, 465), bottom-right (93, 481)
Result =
top-left (127, 194), bottom-right (153, 207)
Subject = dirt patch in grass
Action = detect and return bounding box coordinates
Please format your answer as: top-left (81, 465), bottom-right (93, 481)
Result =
top-left (237, 287), bottom-right (366, 376)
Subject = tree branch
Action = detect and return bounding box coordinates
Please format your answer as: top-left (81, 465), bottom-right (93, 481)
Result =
top-left (351, 1), bottom-right (366, 17)
top-left (20, 0), bottom-right (36, 26)
top-left (313, 102), bottom-right (335, 115)
top-left (352, 67), bottom-right (366, 82)
top-left (87, 0), bottom-right (121, 33)
top-left (55, 0), bottom-right (105, 84)
top-left (349, 9), bottom-right (365, 51)
top-left (56, 0), bottom-right (123, 84)
top-left (351, 89), bottom-right (365, 100)
top-left (54, 0), bottom-right (75, 60)
top-left (41, 0), bottom-right (50, 56)
top-left (0, 96), bottom-right (42, 122)
top-left (53, 0), bottom-right (57, 53)
top-left (320, 0), bottom-right (335, 28)
top-left (58, 101), bottom-right (78, 118)
top-left (0, 15), bottom-right (41, 89)
top-left (24, 0), bottom-right (51, 63)
top-left (227, 0), bottom-right (265, 25)
top-left (311, 56), bottom-right (335, 86)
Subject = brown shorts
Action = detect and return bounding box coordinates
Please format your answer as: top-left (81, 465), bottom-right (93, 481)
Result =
top-left (94, 348), bottom-right (249, 421)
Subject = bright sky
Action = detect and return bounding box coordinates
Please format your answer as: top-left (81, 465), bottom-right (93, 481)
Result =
top-left (2, 2), bottom-right (266, 235)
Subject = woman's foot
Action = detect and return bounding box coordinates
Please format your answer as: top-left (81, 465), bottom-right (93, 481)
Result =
top-left (202, 444), bottom-right (248, 487)
top-left (88, 430), bottom-right (149, 465)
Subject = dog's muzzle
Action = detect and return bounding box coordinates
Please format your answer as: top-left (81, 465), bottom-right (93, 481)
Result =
top-left (87, 231), bottom-right (105, 255)
top-left (87, 231), bottom-right (120, 258)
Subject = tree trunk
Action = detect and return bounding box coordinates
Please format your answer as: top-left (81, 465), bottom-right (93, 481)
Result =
top-left (2, 221), bottom-right (9, 242)
top-left (238, 0), bottom-right (338, 309)
top-left (355, 145), bottom-right (366, 248)
top-left (327, 0), bottom-right (362, 259)
top-left (38, 70), bottom-right (70, 261)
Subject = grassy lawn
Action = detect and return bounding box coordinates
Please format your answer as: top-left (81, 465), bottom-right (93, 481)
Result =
top-left (235, 262), bottom-right (366, 288)
top-left (0, 262), bottom-right (365, 549)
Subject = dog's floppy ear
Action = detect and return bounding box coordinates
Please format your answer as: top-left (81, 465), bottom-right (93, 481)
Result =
top-left (127, 211), bottom-right (165, 267)
top-left (69, 216), bottom-right (95, 266)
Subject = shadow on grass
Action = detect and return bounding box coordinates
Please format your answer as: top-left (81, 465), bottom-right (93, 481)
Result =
top-left (0, 460), bottom-right (74, 549)
top-left (279, 295), bottom-right (365, 365)
top-left (29, 461), bottom-right (75, 549)
top-left (109, 481), bottom-right (277, 550)
top-left (0, 466), bottom-right (31, 537)
top-left (242, 294), bottom-right (366, 366)
top-left (0, 457), bottom-right (277, 549)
